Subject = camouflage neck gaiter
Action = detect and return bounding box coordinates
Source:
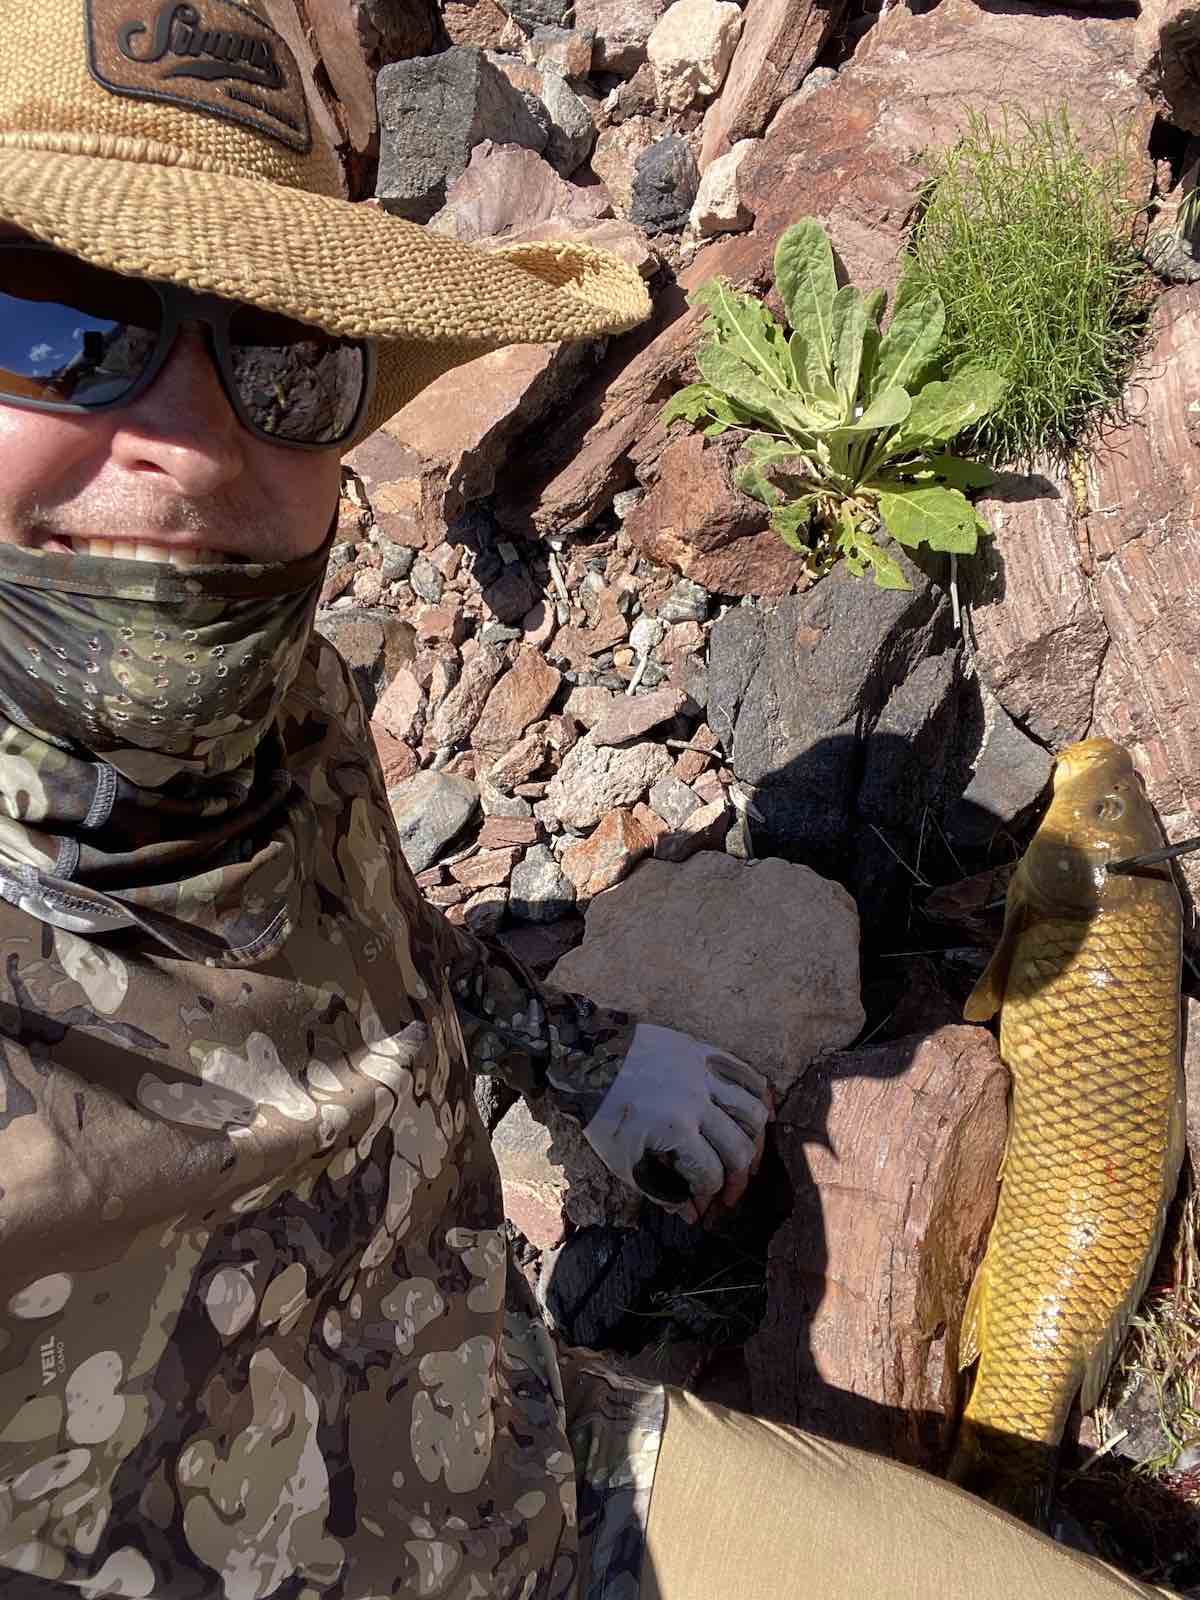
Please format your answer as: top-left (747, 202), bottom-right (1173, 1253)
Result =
top-left (0, 535), bottom-right (330, 960)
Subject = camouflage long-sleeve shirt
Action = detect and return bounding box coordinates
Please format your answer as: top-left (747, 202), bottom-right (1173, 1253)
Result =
top-left (0, 635), bottom-right (662, 1600)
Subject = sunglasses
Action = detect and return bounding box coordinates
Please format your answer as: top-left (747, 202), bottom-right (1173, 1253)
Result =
top-left (0, 241), bottom-right (375, 450)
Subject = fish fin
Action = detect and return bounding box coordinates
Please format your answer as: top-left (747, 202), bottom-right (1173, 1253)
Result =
top-left (963, 882), bottom-right (1028, 1022)
top-left (948, 1417), bottom-right (1055, 1530)
top-left (1079, 1067), bottom-right (1188, 1415)
top-left (958, 1252), bottom-right (989, 1371)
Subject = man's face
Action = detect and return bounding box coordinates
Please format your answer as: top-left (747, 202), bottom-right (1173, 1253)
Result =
top-left (0, 229), bottom-right (341, 566)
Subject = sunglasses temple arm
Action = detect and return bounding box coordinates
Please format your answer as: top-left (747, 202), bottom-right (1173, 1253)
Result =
top-left (1106, 834), bottom-right (1200, 874)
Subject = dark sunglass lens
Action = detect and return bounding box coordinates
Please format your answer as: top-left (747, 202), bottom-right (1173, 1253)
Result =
top-left (228, 309), bottom-right (366, 444)
top-left (0, 250), bottom-right (161, 406)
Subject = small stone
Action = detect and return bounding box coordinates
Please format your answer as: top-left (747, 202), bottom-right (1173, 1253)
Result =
top-left (510, 844), bottom-right (578, 922)
top-left (561, 808), bottom-right (654, 896)
top-left (371, 723), bottom-right (420, 789)
top-left (490, 731), bottom-right (550, 791)
top-left (590, 116), bottom-right (659, 216)
top-left (450, 847), bottom-right (522, 888)
top-left (613, 487), bottom-right (644, 520)
top-left (484, 565), bottom-right (539, 624)
top-left (374, 667), bottom-right (426, 744)
top-left (473, 646), bottom-right (563, 753)
top-left (538, 67), bottom-right (595, 176)
top-left (388, 770), bottom-right (481, 874)
top-left (659, 577), bottom-right (710, 623)
top-left (591, 686), bottom-right (688, 746)
top-left (675, 722), bottom-right (719, 784)
top-left (431, 543), bottom-right (464, 581)
top-left (629, 614), bottom-right (666, 655)
top-left (575, 0), bottom-right (671, 73)
top-left (632, 801), bottom-right (670, 844)
top-left (688, 137), bottom-right (755, 236)
top-left (416, 605), bottom-right (469, 644)
top-left (480, 622), bottom-right (523, 645)
top-left (657, 620), bottom-right (705, 667)
top-left (564, 684), bottom-right (618, 728)
top-left (528, 24), bottom-right (594, 76)
top-left (480, 780), bottom-right (534, 817)
top-left (521, 598), bottom-right (557, 648)
top-left (410, 554), bottom-right (445, 604)
top-left (647, 0), bottom-right (742, 110)
top-left (629, 134), bottom-right (700, 234)
top-left (352, 567), bottom-right (385, 605)
top-left (491, 1098), bottom-right (567, 1249)
top-left (477, 815), bottom-right (544, 848)
top-left (426, 883), bottom-right (469, 907)
top-left (546, 735), bottom-right (674, 830)
top-left (648, 773), bottom-right (702, 830)
top-left (429, 646), bottom-right (505, 748)
top-left (378, 539), bottom-right (417, 581)
top-left (653, 796), bottom-right (730, 862)
top-left (463, 885), bottom-right (508, 937)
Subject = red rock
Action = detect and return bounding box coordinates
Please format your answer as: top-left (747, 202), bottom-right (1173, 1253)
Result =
top-left (416, 605), bottom-right (468, 644)
top-left (443, 0), bottom-right (510, 50)
top-left (426, 883), bottom-right (469, 907)
top-left (428, 646), bottom-right (504, 748)
top-left (1137, 0), bottom-right (1200, 133)
top-left (746, 1026), bottom-right (1007, 1469)
top-left (414, 865), bottom-right (445, 890)
top-left (561, 807), bottom-right (654, 897)
top-left (351, 567), bottom-right (385, 605)
top-left (449, 847), bottom-right (522, 889)
top-left (521, 598), bottom-right (558, 648)
top-left (472, 647), bottom-right (564, 754)
top-left (476, 815), bottom-right (544, 849)
top-left (373, 667), bottom-right (426, 744)
top-left (540, 713), bottom-right (579, 755)
top-left (631, 801), bottom-right (670, 843)
top-left (489, 732), bottom-right (550, 791)
top-left (564, 685), bottom-right (618, 728)
top-left (431, 543), bottom-right (464, 581)
top-left (653, 796), bottom-right (730, 861)
top-left (699, 0), bottom-right (845, 168)
top-left (428, 141), bottom-right (610, 243)
top-left (319, 562), bottom-right (355, 606)
top-left (590, 686), bottom-right (688, 746)
top-left (627, 431), bottom-right (801, 599)
top-left (674, 721), bottom-right (719, 783)
top-left (371, 724), bottom-right (420, 789)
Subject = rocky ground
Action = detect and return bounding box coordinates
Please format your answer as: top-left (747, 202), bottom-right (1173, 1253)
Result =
top-left (284, 0), bottom-right (1200, 1581)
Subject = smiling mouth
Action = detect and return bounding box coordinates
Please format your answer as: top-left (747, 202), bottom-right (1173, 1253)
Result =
top-left (29, 537), bottom-right (245, 566)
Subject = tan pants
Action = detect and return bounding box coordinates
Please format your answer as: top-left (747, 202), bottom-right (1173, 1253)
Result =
top-left (641, 1389), bottom-right (1180, 1600)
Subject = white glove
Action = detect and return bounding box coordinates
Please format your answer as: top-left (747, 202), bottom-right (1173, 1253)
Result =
top-left (582, 1023), bottom-right (772, 1224)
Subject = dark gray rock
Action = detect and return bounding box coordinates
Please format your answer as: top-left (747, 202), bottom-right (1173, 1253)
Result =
top-left (483, 564), bottom-right (539, 624)
top-left (376, 47), bottom-right (548, 221)
top-left (629, 134), bottom-right (700, 234)
top-left (538, 1211), bottom-right (693, 1346)
top-left (945, 691), bottom-right (1053, 850)
top-left (388, 770), bottom-right (480, 873)
top-left (410, 554), bottom-right (446, 604)
top-left (658, 577), bottom-right (711, 623)
top-left (709, 551), bottom-right (962, 888)
top-left (539, 67), bottom-right (595, 176)
top-left (509, 843), bottom-right (577, 922)
top-left (503, 0), bottom-right (573, 27)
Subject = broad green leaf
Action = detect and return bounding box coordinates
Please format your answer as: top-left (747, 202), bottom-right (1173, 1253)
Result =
top-left (694, 278), bottom-right (793, 391)
top-left (736, 458), bottom-right (782, 507)
top-left (920, 453), bottom-right (998, 490)
top-left (874, 483), bottom-right (980, 554)
top-left (889, 367), bottom-right (1007, 452)
top-left (874, 273), bottom-right (945, 397)
top-left (858, 320), bottom-right (882, 402)
top-left (771, 496), bottom-right (817, 553)
top-left (828, 385), bottom-right (911, 436)
top-left (839, 522), bottom-right (911, 589)
top-left (743, 433), bottom-right (806, 473)
top-left (660, 383), bottom-right (719, 428)
top-left (695, 345), bottom-right (789, 429)
top-left (863, 287), bottom-right (887, 327)
top-left (774, 220), bottom-right (838, 382)
top-left (831, 285), bottom-right (868, 410)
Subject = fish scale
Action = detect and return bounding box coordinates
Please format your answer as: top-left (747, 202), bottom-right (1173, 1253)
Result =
top-left (950, 738), bottom-right (1185, 1525)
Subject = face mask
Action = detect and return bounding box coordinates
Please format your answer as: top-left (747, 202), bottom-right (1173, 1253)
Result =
top-left (0, 538), bottom-right (328, 792)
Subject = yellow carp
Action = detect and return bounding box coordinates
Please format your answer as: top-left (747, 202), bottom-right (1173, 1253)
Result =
top-left (949, 737), bottom-right (1185, 1526)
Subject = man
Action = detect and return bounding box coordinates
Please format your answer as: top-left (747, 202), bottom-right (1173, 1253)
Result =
top-left (0, 4), bottom-right (1181, 1597)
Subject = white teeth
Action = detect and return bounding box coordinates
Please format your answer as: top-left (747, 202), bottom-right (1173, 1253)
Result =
top-left (111, 540), bottom-right (138, 560)
top-left (87, 539), bottom-right (114, 559)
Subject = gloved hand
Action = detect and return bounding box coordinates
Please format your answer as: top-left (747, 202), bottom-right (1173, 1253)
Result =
top-left (582, 1023), bottom-right (773, 1224)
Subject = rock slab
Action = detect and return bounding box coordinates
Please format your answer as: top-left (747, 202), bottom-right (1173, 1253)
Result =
top-left (745, 1025), bottom-right (1008, 1469)
top-left (549, 852), bottom-right (865, 1095)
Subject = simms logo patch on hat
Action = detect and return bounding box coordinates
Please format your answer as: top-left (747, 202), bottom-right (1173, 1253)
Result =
top-left (86, 0), bottom-right (311, 152)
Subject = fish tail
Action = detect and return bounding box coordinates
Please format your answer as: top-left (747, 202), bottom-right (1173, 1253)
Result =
top-left (947, 1417), bottom-right (1056, 1530)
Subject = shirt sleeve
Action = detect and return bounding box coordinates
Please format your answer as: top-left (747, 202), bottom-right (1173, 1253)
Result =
top-left (436, 912), bottom-right (637, 1127)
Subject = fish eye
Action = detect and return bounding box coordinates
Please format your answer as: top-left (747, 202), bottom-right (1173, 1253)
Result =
top-left (1095, 794), bottom-right (1125, 822)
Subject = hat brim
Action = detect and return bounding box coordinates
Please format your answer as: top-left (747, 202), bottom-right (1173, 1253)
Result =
top-left (0, 138), bottom-right (652, 444)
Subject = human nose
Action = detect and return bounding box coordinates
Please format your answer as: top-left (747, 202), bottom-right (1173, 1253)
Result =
top-left (107, 323), bottom-right (246, 493)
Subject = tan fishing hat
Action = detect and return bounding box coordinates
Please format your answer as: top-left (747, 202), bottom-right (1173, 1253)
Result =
top-left (0, 0), bottom-right (651, 445)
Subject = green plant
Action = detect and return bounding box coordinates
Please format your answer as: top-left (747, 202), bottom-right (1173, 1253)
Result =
top-left (906, 106), bottom-right (1153, 467)
top-left (659, 219), bottom-right (1005, 590)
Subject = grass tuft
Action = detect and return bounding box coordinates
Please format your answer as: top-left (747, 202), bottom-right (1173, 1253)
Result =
top-left (906, 106), bottom-right (1155, 469)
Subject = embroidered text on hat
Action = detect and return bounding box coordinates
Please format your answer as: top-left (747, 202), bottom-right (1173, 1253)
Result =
top-left (85, 0), bottom-right (311, 152)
